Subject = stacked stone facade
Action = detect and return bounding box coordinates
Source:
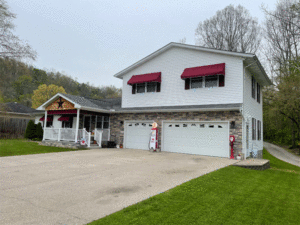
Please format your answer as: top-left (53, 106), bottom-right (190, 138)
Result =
top-left (110, 110), bottom-right (243, 157)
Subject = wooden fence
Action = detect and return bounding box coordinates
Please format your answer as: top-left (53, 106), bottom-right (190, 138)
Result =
top-left (0, 117), bottom-right (31, 139)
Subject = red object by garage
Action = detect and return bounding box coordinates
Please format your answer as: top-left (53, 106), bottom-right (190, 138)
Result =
top-left (181, 63), bottom-right (225, 79)
top-left (127, 72), bottom-right (161, 85)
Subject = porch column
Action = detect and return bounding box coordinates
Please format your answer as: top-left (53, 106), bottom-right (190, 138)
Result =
top-left (43, 111), bottom-right (47, 140)
top-left (75, 108), bottom-right (80, 142)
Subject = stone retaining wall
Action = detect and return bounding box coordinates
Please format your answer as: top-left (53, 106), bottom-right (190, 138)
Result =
top-left (110, 110), bottom-right (243, 157)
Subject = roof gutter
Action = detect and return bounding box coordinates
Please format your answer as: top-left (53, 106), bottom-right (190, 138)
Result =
top-left (110, 107), bottom-right (241, 114)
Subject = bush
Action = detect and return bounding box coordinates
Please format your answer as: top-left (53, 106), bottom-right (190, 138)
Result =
top-left (35, 123), bottom-right (43, 140)
top-left (24, 120), bottom-right (37, 139)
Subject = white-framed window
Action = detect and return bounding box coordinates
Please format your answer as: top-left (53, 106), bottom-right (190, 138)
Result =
top-left (185, 75), bottom-right (224, 90)
top-left (252, 77), bottom-right (256, 99)
top-left (257, 83), bottom-right (261, 103)
top-left (252, 118), bottom-right (256, 140)
top-left (132, 82), bottom-right (160, 94)
top-left (96, 115), bottom-right (109, 129)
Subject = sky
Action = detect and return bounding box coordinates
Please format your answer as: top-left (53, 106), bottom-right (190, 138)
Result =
top-left (9, 0), bottom-right (276, 89)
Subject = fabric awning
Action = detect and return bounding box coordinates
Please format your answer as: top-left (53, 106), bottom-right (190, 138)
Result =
top-left (181, 63), bottom-right (225, 79)
top-left (48, 109), bottom-right (77, 115)
top-left (39, 116), bottom-right (53, 122)
top-left (58, 116), bottom-right (70, 121)
top-left (127, 72), bottom-right (161, 85)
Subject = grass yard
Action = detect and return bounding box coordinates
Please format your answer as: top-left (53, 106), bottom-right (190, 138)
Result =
top-left (89, 149), bottom-right (300, 225)
top-left (0, 139), bottom-right (86, 157)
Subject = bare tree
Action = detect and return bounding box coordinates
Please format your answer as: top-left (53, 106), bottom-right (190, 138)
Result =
top-left (195, 5), bottom-right (261, 54)
top-left (0, 0), bottom-right (36, 60)
top-left (262, 0), bottom-right (300, 83)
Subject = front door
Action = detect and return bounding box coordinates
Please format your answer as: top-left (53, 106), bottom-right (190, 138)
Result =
top-left (84, 116), bottom-right (91, 132)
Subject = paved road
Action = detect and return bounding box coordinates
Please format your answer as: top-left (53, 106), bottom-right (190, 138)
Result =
top-left (263, 142), bottom-right (300, 167)
top-left (0, 149), bottom-right (236, 225)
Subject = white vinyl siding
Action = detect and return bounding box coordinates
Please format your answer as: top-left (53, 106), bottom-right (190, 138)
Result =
top-left (122, 47), bottom-right (243, 108)
top-left (243, 68), bottom-right (263, 157)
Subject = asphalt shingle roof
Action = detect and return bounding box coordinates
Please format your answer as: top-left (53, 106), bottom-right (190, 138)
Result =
top-left (1, 102), bottom-right (40, 114)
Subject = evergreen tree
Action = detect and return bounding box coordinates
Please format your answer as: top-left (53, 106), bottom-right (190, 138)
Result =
top-left (24, 120), bottom-right (36, 139)
top-left (35, 122), bottom-right (43, 140)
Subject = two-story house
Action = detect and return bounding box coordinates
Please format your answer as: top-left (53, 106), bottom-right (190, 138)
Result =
top-left (36, 42), bottom-right (272, 159)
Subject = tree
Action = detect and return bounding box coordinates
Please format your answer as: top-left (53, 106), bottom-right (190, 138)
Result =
top-left (0, 0), bottom-right (36, 60)
top-left (35, 122), bottom-right (43, 140)
top-left (32, 84), bottom-right (66, 108)
top-left (195, 4), bottom-right (261, 53)
top-left (24, 120), bottom-right (36, 139)
top-left (262, 0), bottom-right (300, 83)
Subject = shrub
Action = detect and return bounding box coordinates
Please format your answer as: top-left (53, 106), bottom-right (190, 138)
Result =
top-left (24, 120), bottom-right (37, 139)
top-left (35, 123), bottom-right (43, 140)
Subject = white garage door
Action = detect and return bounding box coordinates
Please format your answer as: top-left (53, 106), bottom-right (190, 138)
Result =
top-left (124, 121), bottom-right (153, 150)
top-left (163, 121), bottom-right (229, 157)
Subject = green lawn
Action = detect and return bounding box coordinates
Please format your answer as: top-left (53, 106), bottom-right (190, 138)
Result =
top-left (0, 139), bottom-right (85, 157)
top-left (89, 149), bottom-right (300, 225)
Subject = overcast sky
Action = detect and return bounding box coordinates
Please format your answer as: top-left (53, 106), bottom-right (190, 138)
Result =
top-left (9, 0), bottom-right (276, 89)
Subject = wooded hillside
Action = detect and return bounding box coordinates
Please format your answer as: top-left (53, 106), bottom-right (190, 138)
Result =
top-left (0, 58), bottom-right (122, 108)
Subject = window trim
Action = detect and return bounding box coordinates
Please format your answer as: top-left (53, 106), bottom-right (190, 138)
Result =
top-left (257, 83), bottom-right (261, 103)
top-left (252, 118), bottom-right (256, 140)
top-left (252, 77), bottom-right (256, 99)
top-left (257, 120), bottom-right (261, 140)
top-left (187, 75), bottom-right (224, 90)
top-left (95, 115), bottom-right (110, 129)
top-left (132, 82), bottom-right (160, 94)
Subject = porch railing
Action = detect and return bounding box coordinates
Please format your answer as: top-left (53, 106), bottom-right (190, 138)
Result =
top-left (95, 129), bottom-right (103, 147)
top-left (97, 129), bottom-right (110, 141)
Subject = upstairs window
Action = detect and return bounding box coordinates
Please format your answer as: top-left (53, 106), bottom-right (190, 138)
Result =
top-left (257, 83), bottom-right (261, 103)
top-left (205, 75), bottom-right (218, 88)
top-left (252, 77), bottom-right (256, 99)
top-left (136, 83), bottom-right (146, 93)
top-left (181, 63), bottom-right (225, 90)
top-left (128, 72), bottom-right (161, 94)
top-left (186, 75), bottom-right (224, 89)
top-left (191, 77), bottom-right (203, 89)
top-left (132, 82), bottom-right (160, 94)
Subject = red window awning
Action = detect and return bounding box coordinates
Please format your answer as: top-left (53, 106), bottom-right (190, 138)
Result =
top-left (48, 109), bottom-right (77, 115)
top-left (181, 63), bottom-right (225, 79)
top-left (39, 116), bottom-right (53, 122)
top-left (127, 72), bottom-right (161, 85)
top-left (58, 116), bottom-right (70, 121)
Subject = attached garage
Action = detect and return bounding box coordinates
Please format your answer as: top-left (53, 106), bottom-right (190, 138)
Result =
top-left (162, 121), bottom-right (229, 157)
top-left (124, 121), bottom-right (153, 150)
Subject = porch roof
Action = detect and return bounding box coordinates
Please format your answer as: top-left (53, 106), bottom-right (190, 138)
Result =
top-left (37, 93), bottom-right (121, 113)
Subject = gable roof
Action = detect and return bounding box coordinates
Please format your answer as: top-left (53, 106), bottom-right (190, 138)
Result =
top-left (36, 93), bottom-right (121, 112)
top-left (113, 42), bottom-right (272, 86)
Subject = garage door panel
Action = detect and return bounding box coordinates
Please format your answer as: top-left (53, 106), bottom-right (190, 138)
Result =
top-left (163, 121), bottom-right (229, 157)
top-left (125, 122), bottom-right (152, 150)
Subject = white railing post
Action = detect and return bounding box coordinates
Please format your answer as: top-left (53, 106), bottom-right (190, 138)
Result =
top-left (43, 111), bottom-right (47, 140)
top-left (88, 132), bottom-right (91, 147)
top-left (75, 109), bottom-right (80, 143)
top-left (99, 130), bottom-right (103, 147)
top-left (83, 128), bottom-right (86, 140)
top-left (58, 128), bottom-right (61, 141)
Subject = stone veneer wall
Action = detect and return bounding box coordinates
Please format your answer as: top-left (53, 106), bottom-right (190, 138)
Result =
top-left (110, 110), bottom-right (243, 157)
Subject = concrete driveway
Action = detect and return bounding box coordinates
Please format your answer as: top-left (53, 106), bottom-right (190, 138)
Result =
top-left (0, 149), bottom-right (236, 225)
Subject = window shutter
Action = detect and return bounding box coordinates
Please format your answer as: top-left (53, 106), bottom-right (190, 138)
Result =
top-left (156, 82), bottom-right (161, 92)
top-left (185, 78), bottom-right (190, 90)
top-left (132, 84), bottom-right (136, 94)
top-left (219, 75), bottom-right (225, 87)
